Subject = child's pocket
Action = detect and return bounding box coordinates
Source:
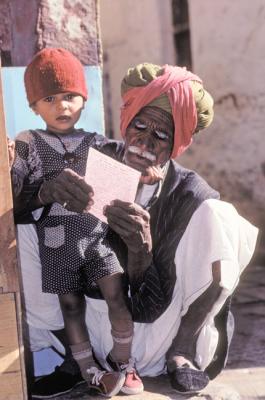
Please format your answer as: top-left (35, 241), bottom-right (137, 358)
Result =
top-left (44, 225), bottom-right (65, 249)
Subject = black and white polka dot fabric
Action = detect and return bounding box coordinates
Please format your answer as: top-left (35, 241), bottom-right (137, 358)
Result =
top-left (13, 129), bottom-right (123, 294)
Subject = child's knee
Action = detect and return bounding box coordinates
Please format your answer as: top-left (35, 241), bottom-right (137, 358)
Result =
top-left (59, 293), bottom-right (84, 317)
top-left (105, 290), bottom-right (126, 311)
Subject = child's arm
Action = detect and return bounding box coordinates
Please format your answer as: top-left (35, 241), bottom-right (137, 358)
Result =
top-left (10, 131), bottom-right (44, 223)
top-left (7, 138), bottom-right (15, 170)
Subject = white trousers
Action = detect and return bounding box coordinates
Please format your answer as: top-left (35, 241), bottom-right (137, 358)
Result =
top-left (17, 199), bottom-right (258, 377)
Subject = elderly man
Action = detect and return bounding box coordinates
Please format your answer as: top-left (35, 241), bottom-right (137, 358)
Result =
top-left (14, 63), bottom-right (258, 398)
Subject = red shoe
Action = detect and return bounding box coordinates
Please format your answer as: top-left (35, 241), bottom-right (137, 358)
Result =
top-left (106, 354), bottom-right (144, 395)
top-left (87, 366), bottom-right (125, 397)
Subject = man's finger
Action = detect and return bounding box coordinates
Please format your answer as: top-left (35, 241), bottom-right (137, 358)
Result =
top-left (106, 212), bottom-right (142, 233)
top-left (62, 171), bottom-right (93, 194)
top-left (107, 218), bottom-right (133, 237)
top-left (107, 201), bottom-right (149, 219)
top-left (105, 206), bottom-right (149, 230)
top-left (53, 171), bottom-right (94, 202)
top-left (139, 165), bottom-right (163, 184)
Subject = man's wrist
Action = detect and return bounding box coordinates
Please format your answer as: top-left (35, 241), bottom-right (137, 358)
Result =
top-left (38, 180), bottom-right (53, 205)
top-left (127, 250), bottom-right (153, 292)
top-left (128, 249), bottom-right (153, 265)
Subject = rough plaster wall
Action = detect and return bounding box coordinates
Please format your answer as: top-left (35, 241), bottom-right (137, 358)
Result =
top-left (100, 0), bottom-right (175, 137)
top-left (37, 0), bottom-right (101, 65)
top-left (0, 1), bottom-right (11, 54)
top-left (180, 0), bottom-right (265, 247)
top-left (0, 0), bottom-right (40, 66)
top-left (0, 0), bottom-right (12, 65)
top-left (0, 0), bottom-right (100, 66)
top-left (10, 0), bottom-right (40, 66)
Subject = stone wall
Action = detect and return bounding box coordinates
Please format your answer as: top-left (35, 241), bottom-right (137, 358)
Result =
top-left (179, 0), bottom-right (265, 252)
top-left (99, 0), bottom-right (175, 137)
top-left (99, 0), bottom-right (264, 253)
top-left (36, 0), bottom-right (101, 65)
top-left (0, 0), bottom-right (100, 66)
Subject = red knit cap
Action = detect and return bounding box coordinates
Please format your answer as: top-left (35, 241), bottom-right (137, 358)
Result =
top-left (24, 48), bottom-right (88, 105)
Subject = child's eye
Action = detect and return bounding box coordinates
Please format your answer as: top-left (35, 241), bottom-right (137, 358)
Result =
top-left (65, 93), bottom-right (75, 100)
top-left (43, 96), bottom-right (54, 102)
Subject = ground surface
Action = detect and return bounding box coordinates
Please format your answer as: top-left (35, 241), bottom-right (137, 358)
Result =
top-left (32, 263), bottom-right (265, 400)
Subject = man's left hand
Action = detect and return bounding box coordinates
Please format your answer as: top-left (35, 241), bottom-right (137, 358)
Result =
top-left (104, 200), bottom-right (152, 254)
top-left (140, 165), bottom-right (163, 185)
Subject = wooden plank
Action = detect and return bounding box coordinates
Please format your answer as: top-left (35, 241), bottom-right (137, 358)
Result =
top-left (15, 292), bottom-right (30, 399)
top-left (0, 59), bottom-right (18, 293)
top-left (0, 59), bottom-right (27, 398)
top-left (0, 293), bottom-right (24, 400)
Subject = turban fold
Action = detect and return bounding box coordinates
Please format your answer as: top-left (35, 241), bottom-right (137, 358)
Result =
top-left (120, 63), bottom-right (214, 158)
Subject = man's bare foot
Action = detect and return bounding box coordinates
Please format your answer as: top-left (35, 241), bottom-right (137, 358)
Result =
top-left (167, 354), bottom-right (197, 373)
top-left (167, 353), bottom-right (210, 394)
top-left (169, 355), bottom-right (196, 368)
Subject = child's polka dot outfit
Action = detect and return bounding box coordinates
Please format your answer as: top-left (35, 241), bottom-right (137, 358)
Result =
top-left (13, 129), bottom-right (123, 294)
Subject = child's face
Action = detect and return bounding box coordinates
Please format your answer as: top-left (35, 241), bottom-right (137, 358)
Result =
top-left (32, 92), bottom-right (85, 134)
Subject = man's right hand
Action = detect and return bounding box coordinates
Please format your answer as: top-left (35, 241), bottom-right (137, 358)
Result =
top-left (103, 199), bottom-right (152, 254)
top-left (39, 168), bottom-right (94, 213)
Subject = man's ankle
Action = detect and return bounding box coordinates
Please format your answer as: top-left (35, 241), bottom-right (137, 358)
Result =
top-left (166, 351), bottom-right (196, 372)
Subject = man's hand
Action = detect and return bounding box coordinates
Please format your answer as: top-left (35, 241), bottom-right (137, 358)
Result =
top-left (40, 168), bottom-right (94, 213)
top-left (104, 199), bottom-right (152, 254)
top-left (140, 165), bottom-right (163, 185)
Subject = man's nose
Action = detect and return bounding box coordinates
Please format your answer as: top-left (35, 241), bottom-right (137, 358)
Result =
top-left (136, 132), bottom-right (155, 150)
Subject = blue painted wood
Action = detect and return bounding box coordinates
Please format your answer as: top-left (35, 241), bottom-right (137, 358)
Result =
top-left (2, 66), bottom-right (105, 138)
top-left (2, 65), bottom-right (104, 377)
top-left (33, 349), bottom-right (64, 377)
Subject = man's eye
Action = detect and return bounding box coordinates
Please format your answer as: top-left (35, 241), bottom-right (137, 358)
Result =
top-left (154, 130), bottom-right (168, 140)
top-left (134, 120), bottom-right (147, 130)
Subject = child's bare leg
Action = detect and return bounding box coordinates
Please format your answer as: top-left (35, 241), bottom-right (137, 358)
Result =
top-left (58, 293), bottom-right (95, 379)
top-left (59, 291), bottom-right (126, 396)
top-left (98, 273), bottom-right (133, 363)
top-left (50, 328), bottom-right (81, 374)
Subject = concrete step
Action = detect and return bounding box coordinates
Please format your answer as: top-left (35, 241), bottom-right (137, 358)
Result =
top-left (49, 367), bottom-right (265, 400)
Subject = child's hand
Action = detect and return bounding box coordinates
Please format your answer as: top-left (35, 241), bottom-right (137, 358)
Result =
top-left (7, 138), bottom-right (15, 170)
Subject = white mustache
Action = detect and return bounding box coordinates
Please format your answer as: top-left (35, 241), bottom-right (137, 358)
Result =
top-left (128, 146), bottom-right (156, 162)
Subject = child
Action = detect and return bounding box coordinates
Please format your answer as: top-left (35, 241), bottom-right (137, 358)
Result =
top-left (11, 48), bottom-right (143, 397)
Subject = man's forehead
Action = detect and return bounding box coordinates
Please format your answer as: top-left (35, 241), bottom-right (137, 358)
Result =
top-left (135, 106), bottom-right (174, 131)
